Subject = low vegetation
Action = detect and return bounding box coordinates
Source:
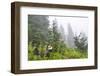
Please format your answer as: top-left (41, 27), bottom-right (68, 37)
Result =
top-left (28, 15), bottom-right (88, 61)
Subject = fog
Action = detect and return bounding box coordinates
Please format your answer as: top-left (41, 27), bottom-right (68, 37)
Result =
top-left (48, 16), bottom-right (88, 36)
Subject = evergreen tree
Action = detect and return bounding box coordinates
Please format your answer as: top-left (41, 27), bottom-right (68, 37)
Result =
top-left (52, 19), bottom-right (60, 52)
top-left (74, 33), bottom-right (88, 51)
top-left (59, 25), bottom-right (66, 42)
top-left (28, 15), bottom-right (49, 47)
top-left (67, 23), bottom-right (75, 48)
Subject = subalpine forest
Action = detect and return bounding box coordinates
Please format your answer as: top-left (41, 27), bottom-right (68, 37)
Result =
top-left (28, 15), bottom-right (88, 60)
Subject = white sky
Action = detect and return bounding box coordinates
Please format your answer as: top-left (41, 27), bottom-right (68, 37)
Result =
top-left (48, 16), bottom-right (88, 36)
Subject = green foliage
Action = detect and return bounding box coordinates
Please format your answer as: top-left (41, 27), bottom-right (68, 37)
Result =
top-left (49, 52), bottom-right (63, 59)
top-left (63, 48), bottom-right (87, 59)
top-left (28, 15), bottom-right (88, 61)
top-left (74, 33), bottom-right (88, 51)
top-left (28, 41), bottom-right (88, 60)
top-left (28, 15), bottom-right (49, 46)
top-left (52, 19), bottom-right (61, 52)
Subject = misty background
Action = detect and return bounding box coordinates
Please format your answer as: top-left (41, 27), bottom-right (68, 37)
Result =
top-left (48, 16), bottom-right (88, 48)
top-left (28, 15), bottom-right (88, 60)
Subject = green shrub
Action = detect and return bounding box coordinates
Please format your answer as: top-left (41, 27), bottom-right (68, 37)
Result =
top-left (28, 41), bottom-right (88, 60)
